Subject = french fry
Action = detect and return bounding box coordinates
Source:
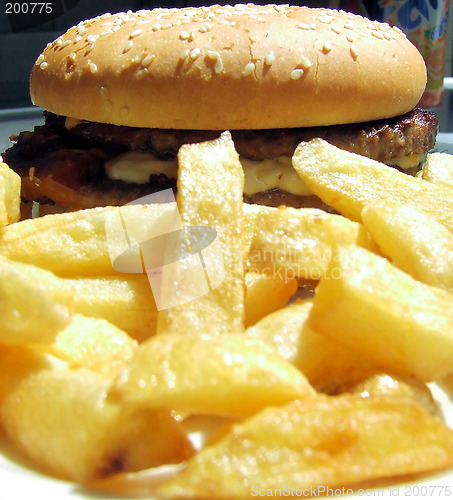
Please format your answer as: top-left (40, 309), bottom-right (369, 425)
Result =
top-left (422, 152), bottom-right (453, 187)
top-left (111, 331), bottom-right (314, 418)
top-left (244, 269), bottom-right (298, 327)
top-left (362, 202), bottom-right (453, 291)
top-left (246, 300), bottom-right (377, 390)
top-left (51, 314), bottom-right (138, 378)
top-left (308, 245), bottom-right (453, 381)
top-left (245, 204), bottom-right (377, 280)
top-left (67, 275), bottom-right (158, 342)
top-left (0, 162), bottom-right (21, 226)
top-left (0, 345), bottom-right (194, 482)
top-left (160, 394), bottom-right (453, 498)
top-left (337, 374), bottom-right (438, 416)
top-left (0, 203), bottom-right (175, 276)
top-left (292, 139), bottom-right (453, 233)
top-left (0, 254), bottom-right (73, 345)
top-left (157, 132), bottom-right (245, 335)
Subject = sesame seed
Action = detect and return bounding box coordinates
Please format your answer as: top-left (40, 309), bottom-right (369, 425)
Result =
top-left (89, 62), bottom-right (98, 73)
top-left (344, 20), bottom-right (355, 30)
top-left (242, 61), bottom-right (255, 77)
top-left (78, 25), bottom-right (87, 35)
top-left (180, 30), bottom-right (190, 40)
top-left (318, 15), bottom-right (333, 24)
top-left (112, 25), bottom-right (121, 32)
top-left (190, 47), bottom-right (201, 59)
top-left (36, 54), bottom-right (45, 65)
top-left (297, 22), bottom-right (311, 30)
top-left (123, 40), bottom-right (133, 53)
top-left (87, 34), bottom-right (98, 43)
top-left (346, 34), bottom-right (355, 43)
top-left (264, 51), bottom-right (275, 65)
top-left (214, 57), bottom-right (223, 74)
top-left (322, 40), bottom-right (332, 53)
top-left (331, 25), bottom-right (341, 34)
top-left (350, 45), bottom-right (359, 60)
top-left (40, 61), bottom-right (48, 70)
top-left (290, 68), bottom-right (304, 80)
top-left (75, 35), bottom-right (82, 42)
top-left (134, 53), bottom-right (145, 64)
top-left (207, 50), bottom-right (220, 60)
top-left (299, 56), bottom-right (312, 70)
top-left (180, 49), bottom-right (190, 60)
top-left (152, 23), bottom-right (161, 31)
top-left (100, 86), bottom-right (109, 97)
top-left (135, 68), bottom-right (148, 79)
top-left (130, 28), bottom-right (142, 38)
top-left (142, 54), bottom-right (155, 67)
top-left (62, 40), bottom-right (71, 47)
top-left (56, 38), bottom-right (63, 46)
top-left (371, 30), bottom-right (384, 40)
top-left (68, 52), bottom-right (76, 61)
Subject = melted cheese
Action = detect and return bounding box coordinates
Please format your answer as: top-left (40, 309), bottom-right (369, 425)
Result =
top-left (387, 153), bottom-right (425, 170)
top-left (104, 152), bottom-right (312, 196)
top-left (105, 152), bottom-right (179, 184)
top-left (104, 151), bottom-right (425, 197)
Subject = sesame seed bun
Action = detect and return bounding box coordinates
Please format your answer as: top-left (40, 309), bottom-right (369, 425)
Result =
top-left (30, 4), bottom-right (427, 130)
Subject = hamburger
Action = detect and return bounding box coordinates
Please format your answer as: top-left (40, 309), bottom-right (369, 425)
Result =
top-left (2, 4), bottom-right (438, 216)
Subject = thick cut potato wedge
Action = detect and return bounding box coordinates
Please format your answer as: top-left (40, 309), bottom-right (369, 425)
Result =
top-left (157, 132), bottom-right (245, 335)
top-left (244, 269), bottom-right (298, 327)
top-left (0, 255), bottom-right (73, 345)
top-left (0, 203), bottom-right (175, 276)
top-left (422, 152), bottom-right (453, 187)
top-left (0, 161), bottom-right (21, 226)
top-left (160, 394), bottom-right (453, 498)
top-left (293, 139), bottom-right (453, 232)
top-left (246, 301), bottom-right (376, 391)
top-left (67, 275), bottom-right (158, 342)
top-left (0, 345), bottom-right (194, 482)
top-left (51, 314), bottom-right (138, 378)
top-left (362, 202), bottom-right (453, 291)
top-left (111, 332), bottom-right (314, 418)
top-left (309, 245), bottom-right (453, 381)
top-left (337, 374), bottom-right (438, 416)
top-left (245, 204), bottom-right (377, 280)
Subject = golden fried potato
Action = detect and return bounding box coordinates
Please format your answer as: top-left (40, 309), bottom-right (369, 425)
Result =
top-left (244, 269), bottom-right (298, 327)
top-left (336, 373), bottom-right (438, 416)
top-left (308, 245), bottom-right (453, 381)
top-left (245, 204), bottom-right (377, 280)
top-left (0, 345), bottom-right (194, 482)
top-left (51, 314), bottom-right (138, 378)
top-left (0, 255), bottom-right (73, 345)
top-left (0, 203), bottom-right (175, 276)
top-left (362, 202), bottom-right (453, 291)
top-left (67, 275), bottom-right (157, 342)
top-left (160, 394), bottom-right (453, 498)
top-left (111, 332), bottom-right (314, 418)
top-left (246, 300), bottom-right (376, 390)
top-left (0, 162), bottom-right (21, 226)
top-left (422, 152), bottom-right (453, 187)
top-left (293, 139), bottom-right (453, 232)
top-left (157, 132), bottom-right (245, 335)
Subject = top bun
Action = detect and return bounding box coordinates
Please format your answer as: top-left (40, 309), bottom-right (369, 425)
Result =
top-left (30, 4), bottom-right (427, 130)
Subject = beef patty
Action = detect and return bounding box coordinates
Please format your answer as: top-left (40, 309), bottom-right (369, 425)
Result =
top-left (2, 108), bottom-right (438, 213)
